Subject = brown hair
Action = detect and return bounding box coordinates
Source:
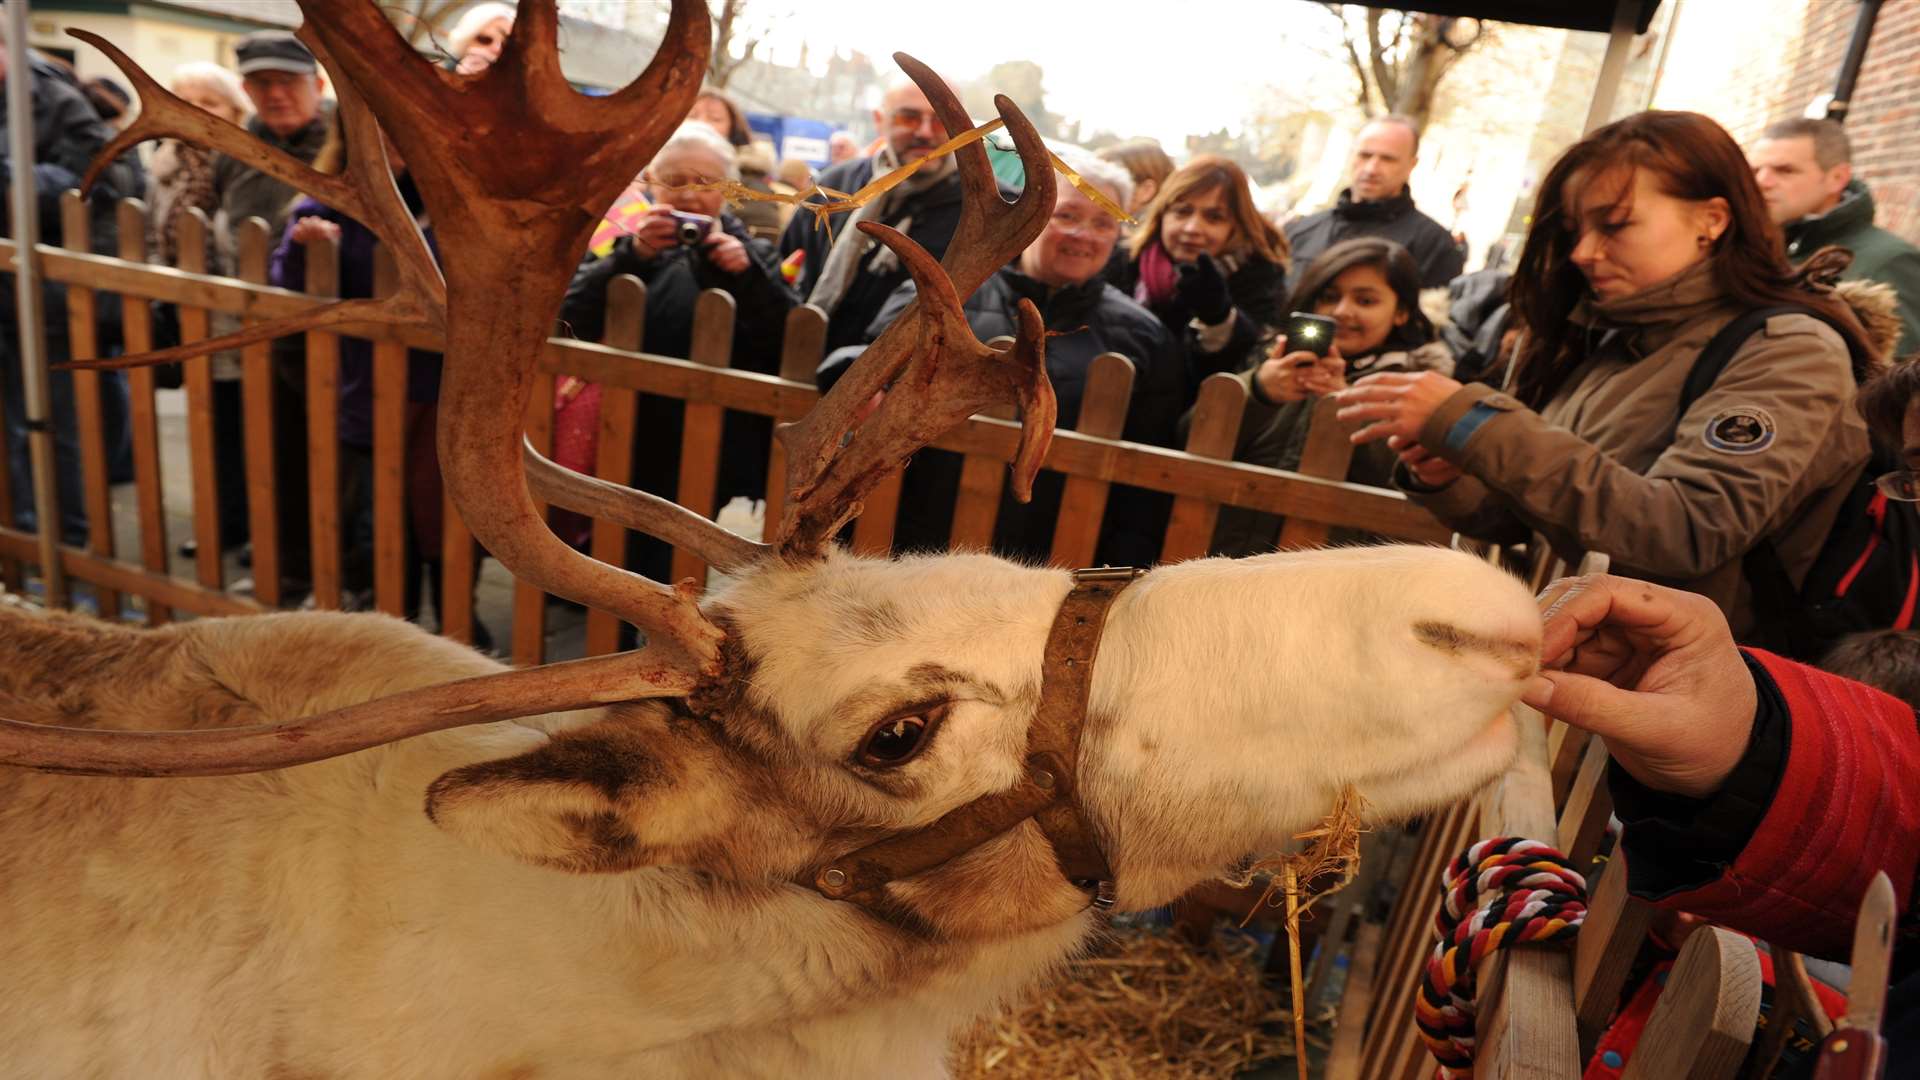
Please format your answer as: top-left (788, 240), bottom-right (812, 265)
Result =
top-left (1857, 355), bottom-right (1920, 446)
top-left (1820, 628), bottom-right (1920, 710)
top-left (1098, 138), bottom-right (1175, 190)
top-left (695, 89), bottom-right (754, 149)
top-left (1509, 111), bottom-right (1874, 408)
top-left (1761, 117), bottom-right (1851, 170)
top-left (1284, 237), bottom-right (1433, 355)
top-left (1128, 154), bottom-right (1289, 269)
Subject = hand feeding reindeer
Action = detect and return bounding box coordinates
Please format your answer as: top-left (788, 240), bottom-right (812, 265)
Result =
top-left (0, 3), bottom-right (1542, 1076)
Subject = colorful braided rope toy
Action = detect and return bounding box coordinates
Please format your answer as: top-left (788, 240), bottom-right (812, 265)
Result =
top-left (1415, 837), bottom-right (1589, 1079)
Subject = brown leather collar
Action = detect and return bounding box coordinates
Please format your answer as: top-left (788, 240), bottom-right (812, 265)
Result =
top-left (809, 566), bottom-right (1143, 912)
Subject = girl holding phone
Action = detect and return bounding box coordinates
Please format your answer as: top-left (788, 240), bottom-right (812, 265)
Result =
top-left (1201, 237), bottom-right (1452, 555)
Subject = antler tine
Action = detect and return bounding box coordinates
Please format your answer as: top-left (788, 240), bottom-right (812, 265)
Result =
top-left (893, 53), bottom-right (1057, 300)
top-left (0, 648), bottom-right (701, 777)
top-left (520, 439), bottom-right (772, 572)
top-left (776, 223), bottom-right (1055, 553)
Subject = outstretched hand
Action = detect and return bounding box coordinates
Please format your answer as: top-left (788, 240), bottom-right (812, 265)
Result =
top-left (1523, 575), bottom-right (1756, 798)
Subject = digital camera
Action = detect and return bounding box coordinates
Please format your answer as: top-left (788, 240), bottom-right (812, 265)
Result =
top-left (668, 211), bottom-right (714, 245)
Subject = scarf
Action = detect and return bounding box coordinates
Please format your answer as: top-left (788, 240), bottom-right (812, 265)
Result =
top-left (808, 146), bottom-right (959, 316)
top-left (1133, 240), bottom-right (1181, 310)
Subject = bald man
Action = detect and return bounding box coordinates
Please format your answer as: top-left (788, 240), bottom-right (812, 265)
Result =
top-left (778, 78), bottom-right (1013, 351)
top-left (1284, 116), bottom-right (1464, 291)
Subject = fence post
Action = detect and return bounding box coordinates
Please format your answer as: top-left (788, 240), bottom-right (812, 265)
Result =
top-left (1158, 373), bottom-right (1246, 562)
top-left (59, 190), bottom-right (119, 617)
top-left (583, 273), bottom-right (645, 657)
top-left (668, 289), bottom-right (735, 586)
top-left (236, 218), bottom-right (281, 608)
top-left (304, 233), bottom-right (344, 609)
top-left (116, 198), bottom-right (170, 625)
top-left (1048, 353), bottom-right (1134, 567)
top-left (175, 208), bottom-right (225, 593)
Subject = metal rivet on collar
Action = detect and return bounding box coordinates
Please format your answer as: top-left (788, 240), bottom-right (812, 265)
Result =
top-left (821, 868), bottom-right (848, 889)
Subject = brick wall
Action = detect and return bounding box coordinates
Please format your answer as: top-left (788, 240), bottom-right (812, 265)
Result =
top-left (1654, 0), bottom-right (1920, 245)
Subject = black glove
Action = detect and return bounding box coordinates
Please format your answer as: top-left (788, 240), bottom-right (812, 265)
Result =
top-left (1174, 252), bottom-right (1233, 325)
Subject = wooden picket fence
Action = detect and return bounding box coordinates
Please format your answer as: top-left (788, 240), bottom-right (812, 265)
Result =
top-left (0, 192), bottom-right (1451, 667)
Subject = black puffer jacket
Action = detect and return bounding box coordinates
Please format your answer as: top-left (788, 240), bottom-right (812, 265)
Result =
top-left (1285, 187), bottom-right (1465, 291)
top-left (820, 267), bottom-right (1186, 565)
top-left (560, 212), bottom-right (797, 578)
top-left (1109, 248), bottom-right (1288, 393)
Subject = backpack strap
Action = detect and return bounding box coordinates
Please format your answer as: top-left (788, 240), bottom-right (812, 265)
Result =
top-left (1671, 304), bottom-right (1838, 659)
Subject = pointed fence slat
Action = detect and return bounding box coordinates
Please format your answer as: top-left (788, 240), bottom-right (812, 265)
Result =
top-left (303, 234), bottom-right (344, 610)
top-left (59, 191), bottom-right (120, 619)
top-left (668, 290), bottom-right (734, 586)
top-left (116, 200), bottom-right (169, 625)
top-left (236, 219), bottom-right (281, 608)
top-left (1048, 353), bottom-right (1133, 567)
top-left (1158, 373), bottom-right (1246, 562)
top-left (1276, 396), bottom-right (1361, 550)
top-left (175, 209), bottom-right (224, 592)
top-left (584, 274), bottom-right (645, 657)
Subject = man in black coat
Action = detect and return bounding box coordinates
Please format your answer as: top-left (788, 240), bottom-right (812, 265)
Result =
top-left (1284, 117), bottom-right (1464, 291)
top-left (0, 44), bottom-right (145, 545)
top-left (778, 78), bottom-right (1004, 353)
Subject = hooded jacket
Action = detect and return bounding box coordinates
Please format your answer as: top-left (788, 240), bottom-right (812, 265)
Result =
top-left (1284, 187), bottom-right (1465, 291)
top-left (1404, 260), bottom-right (1872, 633)
top-left (1206, 340), bottom-right (1455, 556)
top-left (1785, 179), bottom-right (1920, 356)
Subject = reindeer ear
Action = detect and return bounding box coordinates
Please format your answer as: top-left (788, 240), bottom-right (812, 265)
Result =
top-left (425, 716), bottom-right (707, 874)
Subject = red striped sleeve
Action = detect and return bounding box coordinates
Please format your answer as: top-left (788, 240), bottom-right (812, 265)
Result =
top-left (1647, 650), bottom-right (1920, 959)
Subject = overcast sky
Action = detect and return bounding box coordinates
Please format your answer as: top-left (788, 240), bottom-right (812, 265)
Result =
top-left (732, 0), bottom-right (1354, 148)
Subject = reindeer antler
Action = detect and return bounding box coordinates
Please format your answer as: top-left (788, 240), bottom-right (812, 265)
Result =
top-left (774, 57), bottom-right (1059, 554)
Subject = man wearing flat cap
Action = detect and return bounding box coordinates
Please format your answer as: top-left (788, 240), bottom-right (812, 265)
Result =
top-left (207, 30), bottom-right (334, 601)
top-left (212, 30), bottom-right (331, 249)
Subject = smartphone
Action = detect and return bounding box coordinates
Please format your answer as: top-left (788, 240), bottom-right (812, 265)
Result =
top-left (1285, 312), bottom-right (1338, 359)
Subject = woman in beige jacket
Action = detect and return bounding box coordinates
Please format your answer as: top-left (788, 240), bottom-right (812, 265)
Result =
top-left (1333, 111), bottom-right (1880, 634)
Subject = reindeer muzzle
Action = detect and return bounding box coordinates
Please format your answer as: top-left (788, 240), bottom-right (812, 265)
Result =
top-left (807, 566), bottom-right (1143, 913)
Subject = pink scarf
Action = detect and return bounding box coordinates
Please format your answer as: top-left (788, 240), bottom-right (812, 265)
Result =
top-left (1134, 240), bottom-right (1181, 310)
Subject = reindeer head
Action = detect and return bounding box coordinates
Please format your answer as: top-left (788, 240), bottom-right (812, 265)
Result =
top-left (2, 0), bottom-right (1539, 934)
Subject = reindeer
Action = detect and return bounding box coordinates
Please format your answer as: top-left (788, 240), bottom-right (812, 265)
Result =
top-left (0, 3), bottom-right (1542, 1076)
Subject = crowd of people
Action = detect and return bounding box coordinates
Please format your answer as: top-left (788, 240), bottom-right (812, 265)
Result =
top-left (5, 23), bottom-right (1920, 1064)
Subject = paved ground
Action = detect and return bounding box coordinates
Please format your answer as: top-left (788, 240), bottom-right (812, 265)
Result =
top-left (82, 387), bottom-right (588, 658)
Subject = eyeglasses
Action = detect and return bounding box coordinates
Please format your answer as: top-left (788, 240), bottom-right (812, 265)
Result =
top-left (1876, 470), bottom-right (1920, 502)
top-left (887, 107), bottom-right (936, 131)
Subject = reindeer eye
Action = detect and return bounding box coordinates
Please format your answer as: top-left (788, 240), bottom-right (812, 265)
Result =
top-left (858, 705), bottom-right (944, 768)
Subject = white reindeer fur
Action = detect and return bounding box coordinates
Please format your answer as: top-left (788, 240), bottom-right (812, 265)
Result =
top-left (0, 544), bottom-right (1538, 1078)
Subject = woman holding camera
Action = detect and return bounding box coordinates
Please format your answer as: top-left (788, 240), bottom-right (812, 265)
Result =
top-left (1111, 154), bottom-right (1290, 393)
top-left (1206, 237), bottom-right (1452, 555)
top-left (559, 122), bottom-right (797, 576)
top-left (1335, 111), bottom-right (1882, 634)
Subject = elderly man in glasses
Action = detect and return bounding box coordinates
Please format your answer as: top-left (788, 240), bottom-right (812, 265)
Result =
top-left (777, 76), bottom-right (1014, 352)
